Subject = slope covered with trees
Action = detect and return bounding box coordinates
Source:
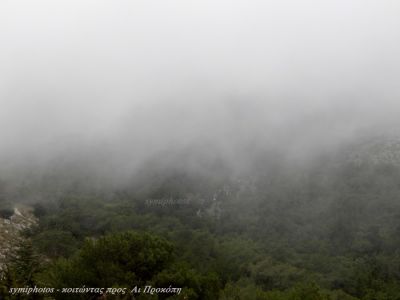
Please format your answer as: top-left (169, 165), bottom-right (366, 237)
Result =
top-left (1, 138), bottom-right (400, 299)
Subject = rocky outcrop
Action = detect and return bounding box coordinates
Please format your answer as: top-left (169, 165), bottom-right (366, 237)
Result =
top-left (0, 205), bottom-right (37, 271)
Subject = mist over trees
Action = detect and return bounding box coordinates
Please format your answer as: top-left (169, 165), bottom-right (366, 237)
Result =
top-left (1, 0), bottom-right (400, 299)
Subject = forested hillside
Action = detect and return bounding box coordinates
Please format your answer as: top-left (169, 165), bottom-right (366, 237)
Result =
top-left (1, 137), bottom-right (400, 299)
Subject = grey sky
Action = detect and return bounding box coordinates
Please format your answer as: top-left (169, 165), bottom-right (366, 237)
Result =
top-left (1, 0), bottom-right (400, 172)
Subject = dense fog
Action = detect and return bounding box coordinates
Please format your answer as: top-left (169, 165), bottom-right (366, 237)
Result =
top-left (3, 2), bottom-right (400, 299)
top-left (1, 1), bottom-right (400, 177)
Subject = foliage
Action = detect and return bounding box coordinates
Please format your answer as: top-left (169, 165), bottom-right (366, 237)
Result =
top-left (4, 154), bottom-right (400, 299)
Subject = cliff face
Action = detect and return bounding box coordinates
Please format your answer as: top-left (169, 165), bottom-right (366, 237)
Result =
top-left (0, 206), bottom-right (37, 271)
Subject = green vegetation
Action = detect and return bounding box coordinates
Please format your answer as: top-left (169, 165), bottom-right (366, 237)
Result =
top-left (2, 156), bottom-right (400, 299)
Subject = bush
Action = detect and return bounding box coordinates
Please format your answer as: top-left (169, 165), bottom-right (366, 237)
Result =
top-left (0, 207), bottom-right (13, 219)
